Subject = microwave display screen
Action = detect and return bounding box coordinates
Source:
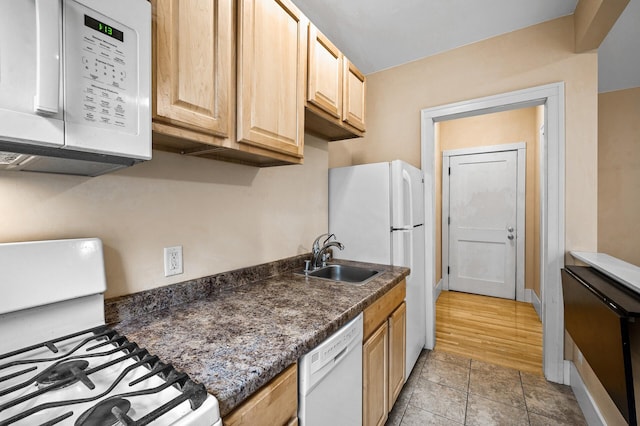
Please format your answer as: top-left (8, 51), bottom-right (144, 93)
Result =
top-left (84, 15), bottom-right (123, 42)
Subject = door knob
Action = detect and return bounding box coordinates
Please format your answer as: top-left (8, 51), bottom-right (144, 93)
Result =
top-left (507, 234), bottom-right (515, 240)
top-left (507, 227), bottom-right (514, 232)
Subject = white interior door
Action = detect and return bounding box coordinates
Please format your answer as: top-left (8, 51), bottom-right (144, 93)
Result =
top-left (448, 150), bottom-right (518, 299)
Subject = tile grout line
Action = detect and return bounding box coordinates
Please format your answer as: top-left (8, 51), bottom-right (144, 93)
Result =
top-left (396, 350), bottom-right (430, 425)
top-left (397, 353), bottom-right (427, 425)
top-left (464, 359), bottom-right (472, 425)
top-left (519, 370), bottom-right (532, 425)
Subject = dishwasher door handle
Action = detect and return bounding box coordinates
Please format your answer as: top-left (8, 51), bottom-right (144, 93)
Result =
top-left (333, 346), bottom-right (348, 363)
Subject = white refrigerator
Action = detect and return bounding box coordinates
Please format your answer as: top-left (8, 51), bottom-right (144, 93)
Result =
top-left (329, 160), bottom-right (426, 379)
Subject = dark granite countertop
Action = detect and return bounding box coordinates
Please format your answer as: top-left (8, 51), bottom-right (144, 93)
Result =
top-left (110, 257), bottom-right (409, 417)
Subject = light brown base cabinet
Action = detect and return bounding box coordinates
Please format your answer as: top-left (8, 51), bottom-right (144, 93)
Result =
top-left (223, 363), bottom-right (298, 426)
top-left (362, 280), bottom-right (406, 426)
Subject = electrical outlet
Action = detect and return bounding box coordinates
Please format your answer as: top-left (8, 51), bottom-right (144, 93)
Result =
top-left (164, 246), bottom-right (183, 277)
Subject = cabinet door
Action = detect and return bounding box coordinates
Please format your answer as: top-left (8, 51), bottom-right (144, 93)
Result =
top-left (388, 302), bottom-right (406, 408)
top-left (237, 0), bottom-right (307, 159)
top-left (152, 0), bottom-right (233, 138)
top-left (307, 24), bottom-right (342, 119)
top-left (363, 323), bottom-right (388, 426)
top-left (342, 59), bottom-right (366, 132)
top-left (224, 364), bottom-right (298, 426)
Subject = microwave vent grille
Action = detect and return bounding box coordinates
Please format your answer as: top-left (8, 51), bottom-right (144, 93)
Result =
top-left (0, 152), bottom-right (26, 165)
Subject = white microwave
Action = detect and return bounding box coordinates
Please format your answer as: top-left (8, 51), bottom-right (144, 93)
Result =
top-left (0, 0), bottom-right (150, 176)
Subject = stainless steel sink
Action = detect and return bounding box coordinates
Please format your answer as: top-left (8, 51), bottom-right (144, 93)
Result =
top-left (297, 264), bottom-right (381, 285)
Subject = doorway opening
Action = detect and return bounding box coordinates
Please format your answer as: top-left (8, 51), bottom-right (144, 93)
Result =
top-left (421, 83), bottom-right (566, 384)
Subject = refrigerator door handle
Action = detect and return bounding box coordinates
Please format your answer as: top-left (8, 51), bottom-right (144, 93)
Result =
top-left (402, 169), bottom-right (414, 229)
top-left (392, 229), bottom-right (414, 271)
top-left (408, 230), bottom-right (414, 272)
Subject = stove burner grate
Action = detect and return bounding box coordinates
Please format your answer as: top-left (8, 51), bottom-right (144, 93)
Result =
top-left (0, 327), bottom-right (213, 425)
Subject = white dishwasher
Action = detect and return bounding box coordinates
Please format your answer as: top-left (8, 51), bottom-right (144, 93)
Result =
top-left (298, 313), bottom-right (363, 425)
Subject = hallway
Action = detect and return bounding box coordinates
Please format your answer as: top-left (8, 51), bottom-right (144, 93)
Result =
top-left (435, 291), bottom-right (543, 374)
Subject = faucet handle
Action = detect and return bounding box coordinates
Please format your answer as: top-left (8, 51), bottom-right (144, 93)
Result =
top-left (322, 233), bottom-right (336, 245)
top-left (322, 251), bottom-right (331, 267)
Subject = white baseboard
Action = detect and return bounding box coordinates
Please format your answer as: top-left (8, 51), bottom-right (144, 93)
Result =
top-left (564, 360), bottom-right (571, 385)
top-left (570, 362), bottom-right (606, 426)
top-left (525, 288), bottom-right (542, 321)
top-left (434, 278), bottom-right (443, 301)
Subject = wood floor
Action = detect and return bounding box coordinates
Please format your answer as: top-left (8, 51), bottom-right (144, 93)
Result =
top-left (435, 290), bottom-right (543, 375)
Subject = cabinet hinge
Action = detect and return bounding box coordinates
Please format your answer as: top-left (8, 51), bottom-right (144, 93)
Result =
top-left (448, 167), bottom-right (451, 176)
top-left (448, 216), bottom-right (451, 225)
top-left (447, 266), bottom-right (450, 275)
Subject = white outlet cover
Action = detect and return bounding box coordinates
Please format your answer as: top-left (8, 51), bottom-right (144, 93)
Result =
top-left (164, 246), bottom-right (183, 277)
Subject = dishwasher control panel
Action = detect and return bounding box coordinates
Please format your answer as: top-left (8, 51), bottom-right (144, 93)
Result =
top-left (301, 313), bottom-right (364, 379)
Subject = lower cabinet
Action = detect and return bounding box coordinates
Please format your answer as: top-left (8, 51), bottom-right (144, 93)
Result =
top-left (223, 363), bottom-right (298, 426)
top-left (388, 302), bottom-right (407, 408)
top-left (363, 280), bottom-right (407, 426)
top-left (363, 322), bottom-right (388, 426)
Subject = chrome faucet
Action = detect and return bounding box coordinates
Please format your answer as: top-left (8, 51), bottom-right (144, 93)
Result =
top-left (310, 233), bottom-right (344, 270)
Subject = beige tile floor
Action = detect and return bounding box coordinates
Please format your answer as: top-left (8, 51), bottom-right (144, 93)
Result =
top-left (386, 350), bottom-right (587, 426)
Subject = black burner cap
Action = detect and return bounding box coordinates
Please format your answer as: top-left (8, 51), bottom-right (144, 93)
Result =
top-left (36, 360), bottom-right (90, 386)
top-left (75, 398), bottom-right (132, 426)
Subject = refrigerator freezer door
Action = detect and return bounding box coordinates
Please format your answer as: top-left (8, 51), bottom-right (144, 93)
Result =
top-left (329, 163), bottom-right (392, 264)
top-left (391, 160), bottom-right (424, 228)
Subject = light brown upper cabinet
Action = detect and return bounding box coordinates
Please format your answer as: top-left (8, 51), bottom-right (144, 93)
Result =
top-left (343, 59), bottom-right (366, 132)
top-left (307, 25), bottom-right (342, 119)
top-left (152, 0), bottom-right (233, 139)
top-left (236, 0), bottom-right (308, 164)
top-left (305, 24), bottom-right (366, 141)
top-left (151, 0), bottom-right (307, 166)
top-left (151, 0), bottom-right (240, 157)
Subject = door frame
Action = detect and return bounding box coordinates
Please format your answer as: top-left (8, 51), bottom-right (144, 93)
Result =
top-left (421, 82), bottom-right (566, 384)
top-left (441, 143), bottom-right (526, 302)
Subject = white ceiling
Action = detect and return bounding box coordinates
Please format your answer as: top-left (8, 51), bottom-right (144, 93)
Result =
top-left (292, 0), bottom-right (639, 93)
top-left (598, 0), bottom-right (640, 93)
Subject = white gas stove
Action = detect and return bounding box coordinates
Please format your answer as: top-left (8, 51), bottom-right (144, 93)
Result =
top-left (0, 238), bottom-right (221, 426)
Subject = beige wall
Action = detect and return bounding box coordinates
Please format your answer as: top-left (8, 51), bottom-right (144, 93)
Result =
top-left (598, 87), bottom-right (640, 266)
top-left (435, 107), bottom-right (540, 295)
top-left (569, 87), bottom-right (640, 426)
top-left (329, 14), bottom-right (607, 419)
top-left (572, 85), bottom-right (640, 424)
top-left (0, 135), bottom-right (328, 298)
top-left (329, 14), bottom-right (599, 261)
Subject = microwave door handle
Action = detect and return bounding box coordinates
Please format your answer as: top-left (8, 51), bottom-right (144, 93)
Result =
top-left (34, 0), bottom-right (60, 115)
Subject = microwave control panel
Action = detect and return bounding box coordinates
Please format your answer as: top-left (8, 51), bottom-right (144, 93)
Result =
top-left (64, 1), bottom-right (138, 135)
